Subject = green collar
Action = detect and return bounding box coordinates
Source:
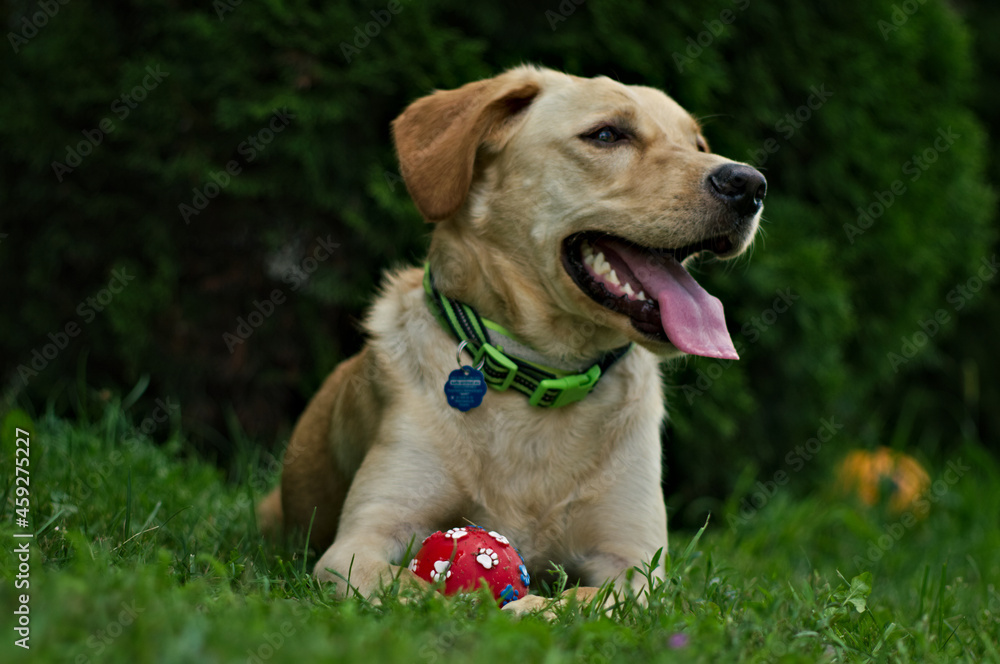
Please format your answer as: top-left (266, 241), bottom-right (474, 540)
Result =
top-left (423, 263), bottom-right (632, 408)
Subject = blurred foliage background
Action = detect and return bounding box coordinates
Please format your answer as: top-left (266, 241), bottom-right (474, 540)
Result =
top-left (1, 0), bottom-right (997, 527)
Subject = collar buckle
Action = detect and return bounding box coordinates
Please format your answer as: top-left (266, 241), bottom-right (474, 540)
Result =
top-left (528, 364), bottom-right (602, 408)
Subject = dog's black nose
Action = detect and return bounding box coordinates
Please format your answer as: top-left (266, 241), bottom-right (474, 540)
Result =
top-left (707, 163), bottom-right (767, 217)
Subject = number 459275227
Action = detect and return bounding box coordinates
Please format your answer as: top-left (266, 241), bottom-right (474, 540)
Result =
top-left (14, 428), bottom-right (30, 522)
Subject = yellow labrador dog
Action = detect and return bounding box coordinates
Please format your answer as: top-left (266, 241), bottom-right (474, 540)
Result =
top-left (258, 65), bottom-right (765, 612)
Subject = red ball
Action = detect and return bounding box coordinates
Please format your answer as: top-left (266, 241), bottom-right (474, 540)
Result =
top-left (408, 526), bottom-right (530, 606)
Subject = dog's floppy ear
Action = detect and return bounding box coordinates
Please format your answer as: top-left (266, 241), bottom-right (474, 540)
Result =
top-left (392, 69), bottom-right (542, 222)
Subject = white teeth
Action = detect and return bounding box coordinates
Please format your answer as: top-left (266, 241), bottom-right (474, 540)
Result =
top-left (583, 245), bottom-right (647, 301)
top-left (593, 252), bottom-right (611, 276)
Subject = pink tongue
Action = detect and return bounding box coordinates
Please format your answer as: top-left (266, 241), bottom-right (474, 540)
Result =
top-left (610, 244), bottom-right (739, 360)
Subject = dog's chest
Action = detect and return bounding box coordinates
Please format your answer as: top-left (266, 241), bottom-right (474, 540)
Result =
top-left (442, 389), bottom-right (630, 555)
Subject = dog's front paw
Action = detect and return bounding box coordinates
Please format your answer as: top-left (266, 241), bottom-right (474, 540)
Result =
top-left (314, 551), bottom-right (428, 600)
top-left (502, 587), bottom-right (613, 620)
top-left (501, 593), bottom-right (558, 619)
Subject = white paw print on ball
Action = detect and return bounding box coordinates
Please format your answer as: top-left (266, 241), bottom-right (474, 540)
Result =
top-left (431, 560), bottom-right (452, 582)
top-left (476, 548), bottom-right (499, 570)
top-left (408, 559), bottom-right (418, 574)
top-left (488, 531), bottom-right (509, 545)
top-left (444, 527), bottom-right (468, 540)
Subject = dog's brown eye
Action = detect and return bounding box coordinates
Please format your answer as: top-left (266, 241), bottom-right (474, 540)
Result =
top-left (584, 126), bottom-right (626, 145)
top-left (696, 136), bottom-right (709, 153)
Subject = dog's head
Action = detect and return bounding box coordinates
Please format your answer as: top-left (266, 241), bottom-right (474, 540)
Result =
top-left (393, 65), bottom-right (765, 362)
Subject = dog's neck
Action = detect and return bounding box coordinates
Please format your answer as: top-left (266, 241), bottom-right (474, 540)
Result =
top-left (422, 262), bottom-right (633, 408)
top-left (426, 229), bottom-right (632, 366)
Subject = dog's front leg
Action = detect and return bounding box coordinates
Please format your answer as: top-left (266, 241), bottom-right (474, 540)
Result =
top-left (312, 442), bottom-right (463, 599)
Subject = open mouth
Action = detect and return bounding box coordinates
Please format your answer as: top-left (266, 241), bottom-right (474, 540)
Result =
top-left (561, 231), bottom-right (740, 360)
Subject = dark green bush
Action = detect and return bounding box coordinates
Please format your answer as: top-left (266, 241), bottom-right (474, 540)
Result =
top-left (1, 0), bottom-right (995, 520)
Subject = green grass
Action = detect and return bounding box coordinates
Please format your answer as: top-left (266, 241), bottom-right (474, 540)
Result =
top-left (1, 401), bottom-right (999, 663)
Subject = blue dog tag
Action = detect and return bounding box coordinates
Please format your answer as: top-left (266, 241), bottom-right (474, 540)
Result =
top-left (444, 366), bottom-right (487, 411)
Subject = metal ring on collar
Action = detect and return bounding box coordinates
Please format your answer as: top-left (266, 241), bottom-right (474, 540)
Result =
top-left (456, 339), bottom-right (486, 371)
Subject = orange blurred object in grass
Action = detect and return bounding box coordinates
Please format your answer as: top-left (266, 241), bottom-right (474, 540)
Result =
top-left (837, 447), bottom-right (931, 514)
